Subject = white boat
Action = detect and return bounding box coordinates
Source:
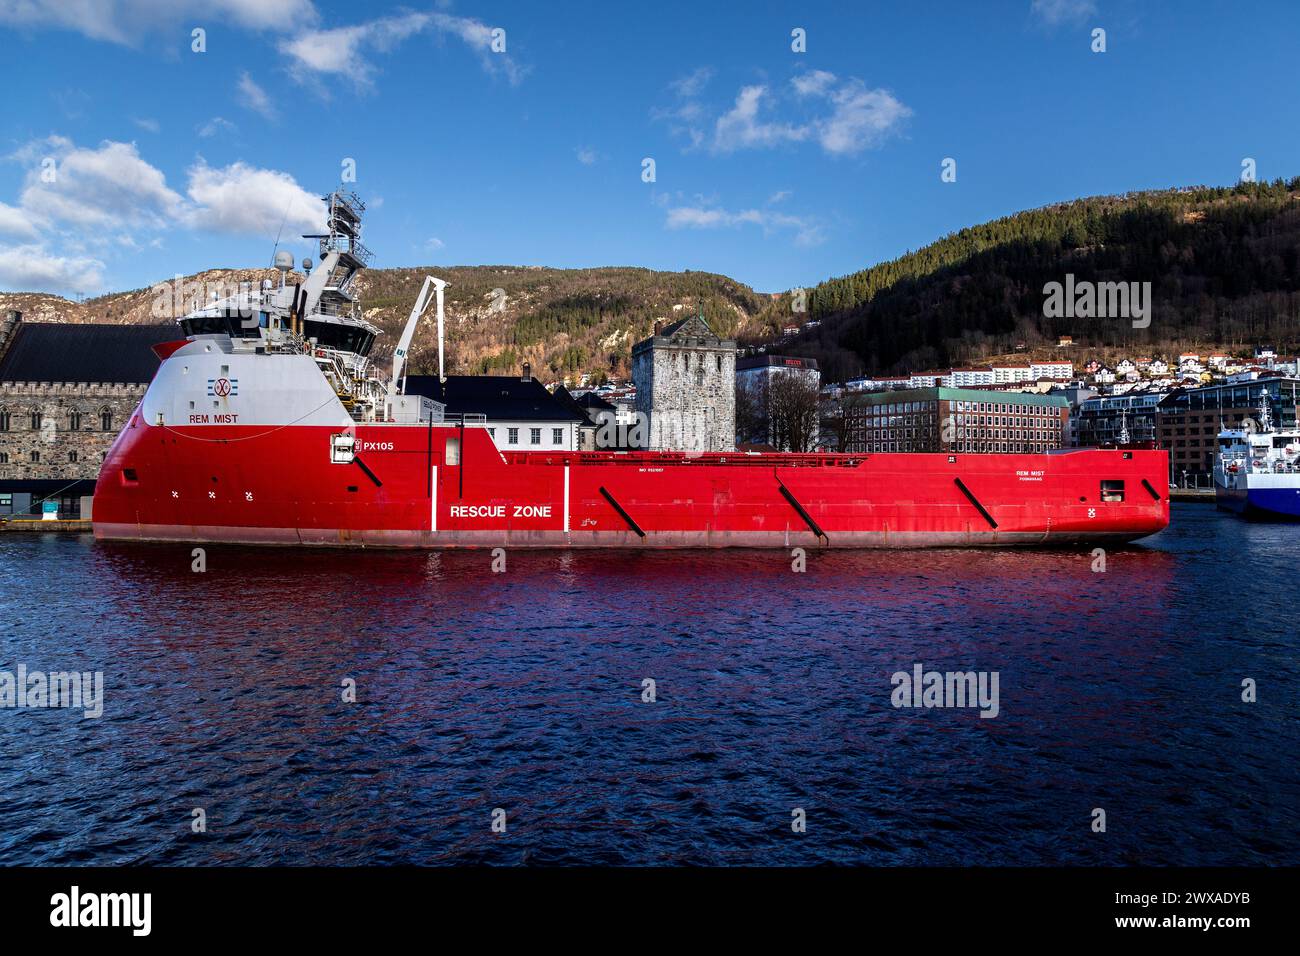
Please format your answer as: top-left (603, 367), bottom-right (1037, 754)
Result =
top-left (1213, 394), bottom-right (1300, 520)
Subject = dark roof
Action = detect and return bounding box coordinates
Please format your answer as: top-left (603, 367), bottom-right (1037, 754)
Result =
top-left (575, 391), bottom-right (616, 411)
top-left (632, 312), bottom-right (732, 355)
top-left (404, 375), bottom-right (586, 422)
top-left (659, 314), bottom-right (710, 338)
top-left (0, 321), bottom-right (177, 384)
top-left (550, 385), bottom-right (617, 426)
top-left (736, 354), bottom-right (819, 371)
top-left (550, 385), bottom-right (593, 421)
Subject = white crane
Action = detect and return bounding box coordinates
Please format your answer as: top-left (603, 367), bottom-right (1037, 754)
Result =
top-left (389, 275), bottom-right (448, 409)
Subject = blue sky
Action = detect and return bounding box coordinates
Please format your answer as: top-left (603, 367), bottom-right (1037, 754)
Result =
top-left (0, 0), bottom-right (1296, 297)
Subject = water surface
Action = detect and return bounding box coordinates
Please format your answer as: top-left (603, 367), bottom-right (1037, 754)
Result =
top-left (0, 504), bottom-right (1295, 865)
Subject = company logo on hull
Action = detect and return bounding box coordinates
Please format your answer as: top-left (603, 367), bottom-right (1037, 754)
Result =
top-left (207, 378), bottom-right (238, 397)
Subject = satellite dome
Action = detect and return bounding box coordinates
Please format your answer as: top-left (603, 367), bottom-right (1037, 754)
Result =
top-left (273, 250), bottom-right (294, 272)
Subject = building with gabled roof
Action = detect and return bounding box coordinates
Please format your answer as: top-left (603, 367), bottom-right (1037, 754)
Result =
top-left (0, 311), bottom-right (179, 518)
top-left (404, 367), bottom-right (585, 452)
top-left (632, 311), bottom-right (736, 452)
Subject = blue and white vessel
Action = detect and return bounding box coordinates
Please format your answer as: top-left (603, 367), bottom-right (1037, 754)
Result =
top-left (1214, 395), bottom-right (1300, 520)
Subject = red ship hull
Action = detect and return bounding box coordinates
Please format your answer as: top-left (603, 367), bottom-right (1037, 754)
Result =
top-left (92, 413), bottom-right (1170, 549)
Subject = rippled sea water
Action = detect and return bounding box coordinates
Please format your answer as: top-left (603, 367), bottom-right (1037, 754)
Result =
top-left (0, 503), bottom-right (1296, 865)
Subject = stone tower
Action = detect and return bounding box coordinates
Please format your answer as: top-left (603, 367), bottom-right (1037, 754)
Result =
top-left (631, 311), bottom-right (735, 452)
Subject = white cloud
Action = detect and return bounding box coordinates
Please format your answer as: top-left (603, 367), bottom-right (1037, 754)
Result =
top-left (280, 11), bottom-right (522, 88)
top-left (665, 202), bottom-right (825, 247)
top-left (791, 70), bottom-right (837, 98)
top-left (132, 117), bottom-right (160, 133)
top-left (813, 79), bottom-right (912, 155)
top-left (0, 201), bottom-right (39, 239)
top-left (712, 85), bottom-right (808, 153)
top-left (651, 68), bottom-right (717, 148)
top-left (18, 138), bottom-right (184, 229)
top-left (424, 237), bottom-right (445, 250)
top-left (0, 135), bottom-right (329, 293)
top-left (184, 160), bottom-right (325, 237)
top-left (669, 66), bottom-right (714, 99)
top-left (0, 0), bottom-right (319, 45)
top-left (196, 117), bottom-right (238, 139)
top-left (576, 146), bottom-right (599, 165)
top-left (237, 72), bottom-right (275, 118)
top-left (1031, 0), bottom-right (1098, 25)
top-left (0, 244), bottom-right (104, 294)
top-left (659, 71), bottom-right (910, 157)
top-left (766, 190), bottom-right (792, 205)
top-left (6, 133), bottom-right (70, 166)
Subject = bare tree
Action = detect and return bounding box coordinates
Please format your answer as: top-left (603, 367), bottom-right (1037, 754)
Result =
top-left (735, 378), bottom-right (766, 446)
top-left (822, 389), bottom-right (871, 452)
top-left (767, 370), bottom-right (821, 452)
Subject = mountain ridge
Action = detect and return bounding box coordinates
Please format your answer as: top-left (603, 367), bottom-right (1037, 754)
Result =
top-left (5, 179), bottom-right (1300, 384)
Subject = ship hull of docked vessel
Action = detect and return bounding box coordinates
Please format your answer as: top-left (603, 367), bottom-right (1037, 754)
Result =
top-left (1211, 399), bottom-right (1300, 521)
top-left (93, 348), bottom-right (1169, 549)
top-left (1214, 481), bottom-right (1300, 521)
top-left (91, 189), bottom-right (1168, 550)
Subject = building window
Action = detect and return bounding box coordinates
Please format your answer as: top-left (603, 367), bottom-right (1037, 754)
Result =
top-left (530, 427), bottom-right (541, 445)
top-left (0, 452), bottom-right (7, 464)
top-left (486, 427), bottom-right (495, 438)
top-left (100, 409), bottom-right (113, 431)
top-left (30, 451), bottom-right (39, 463)
top-left (507, 427), bottom-right (519, 445)
top-left (30, 410), bottom-right (42, 430)
top-left (69, 451), bottom-right (79, 463)
top-left (0, 409), bottom-right (8, 431)
top-left (552, 428), bottom-right (563, 444)
top-left (69, 410), bottom-right (81, 431)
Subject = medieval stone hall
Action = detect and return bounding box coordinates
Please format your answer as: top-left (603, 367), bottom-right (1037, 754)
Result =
top-left (631, 312), bottom-right (736, 453)
top-left (0, 311), bottom-right (174, 517)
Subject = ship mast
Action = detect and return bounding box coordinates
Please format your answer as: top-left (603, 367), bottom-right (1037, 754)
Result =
top-left (303, 189), bottom-right (372, 320)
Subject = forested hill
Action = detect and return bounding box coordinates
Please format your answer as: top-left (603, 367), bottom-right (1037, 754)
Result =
top-left (758, 179), bottom-right (1300, 383)
top-left (358, 265), bottom-right (771, 380)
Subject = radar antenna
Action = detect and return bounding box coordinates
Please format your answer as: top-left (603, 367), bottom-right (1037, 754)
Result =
top-left (1259, 392), bottom-right (1273, 433)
